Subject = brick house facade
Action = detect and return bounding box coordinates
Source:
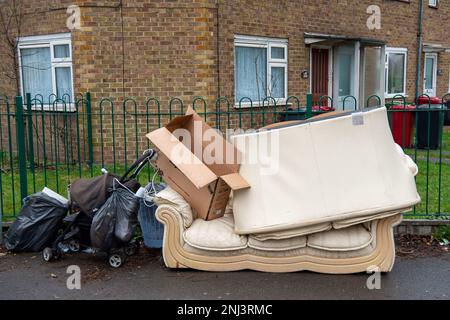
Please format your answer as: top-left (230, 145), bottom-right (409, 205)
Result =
top-left (1, 0), bottom-right (449, 104)
top-left (0, 0), bottom-right (449, 165)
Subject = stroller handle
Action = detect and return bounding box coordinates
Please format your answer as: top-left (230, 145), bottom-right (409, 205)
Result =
top-left (120, 149), bottom-right (157, 182)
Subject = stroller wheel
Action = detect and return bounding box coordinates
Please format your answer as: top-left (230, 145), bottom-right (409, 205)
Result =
top-left (69, 240), bottom-right (80, 252)
top-left (108, 252), bottom-right (126, 268)
top-left (42, 247), bottom-right (54, 262)
top-left (124, 242), bottom-right (138, 256)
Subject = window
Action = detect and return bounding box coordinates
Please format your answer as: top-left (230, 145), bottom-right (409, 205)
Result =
top-left (429, 0), bottom-right (438, 7)
top-left (385, 48), bottom-right (407, 98)
top-left (18, 33), bottom-right (73, 109)
top-left (234, 35), bottom-right (288, 106)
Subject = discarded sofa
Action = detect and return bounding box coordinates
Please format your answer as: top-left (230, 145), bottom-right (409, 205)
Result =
top-left (150, 107), bottom-right (420, 273)
top-left (155, 187), bottom-right (403, 273)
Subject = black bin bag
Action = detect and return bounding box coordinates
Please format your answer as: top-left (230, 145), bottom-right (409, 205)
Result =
top-left (90, 187), bottom-right (140, 250)
top-left (5, 193), bottom-right (68, 252)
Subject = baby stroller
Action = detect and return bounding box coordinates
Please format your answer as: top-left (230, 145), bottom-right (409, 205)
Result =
top-left (42, 150), bottom-right (156, 268)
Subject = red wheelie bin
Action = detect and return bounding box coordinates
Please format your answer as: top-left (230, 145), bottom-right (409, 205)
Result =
top-left (390, 104), bottom-right (416, 148)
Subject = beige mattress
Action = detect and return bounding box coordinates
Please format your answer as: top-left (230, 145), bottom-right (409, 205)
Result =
top-left (231, 107), bottom-right (420, 235)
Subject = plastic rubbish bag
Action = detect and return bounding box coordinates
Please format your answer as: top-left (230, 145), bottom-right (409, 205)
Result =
top-left (5, 192), bottom-right (68, 252)
top-left (90, 187), bottom-right (140, 250)
top-left (114, 188), bottom-right (140, 242)
top-left (90, 196), bottom-right (116, 251)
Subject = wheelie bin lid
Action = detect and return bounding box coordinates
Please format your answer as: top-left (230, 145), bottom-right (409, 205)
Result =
top-left (390, 104), bottom-right (416, 110)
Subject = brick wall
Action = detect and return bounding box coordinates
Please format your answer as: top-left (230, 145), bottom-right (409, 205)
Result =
top-left (1, 0), bottom-right (220, 164)
top-left (0, 0), bottom-right (218, 101)
top-left (2, 0), bottom-right (449, 105)
top-left (423, 2), bottom-right (450, 98)
top-left (217, 0), bottom-right (450, 104)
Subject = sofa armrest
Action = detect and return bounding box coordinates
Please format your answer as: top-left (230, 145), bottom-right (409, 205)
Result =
top-left (153, 187), bottom-right (195, 228)
top-left (395, 143), bottom-right (418, 176)
top-left (155, 204), bottom-right (191, 233)
top-left (154, 204), bottom-right (188, 268)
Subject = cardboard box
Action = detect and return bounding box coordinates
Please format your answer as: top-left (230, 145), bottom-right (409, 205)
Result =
top-left (147, 107), bottom-right (250, 220)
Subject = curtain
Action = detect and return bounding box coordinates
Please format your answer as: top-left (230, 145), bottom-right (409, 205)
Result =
top-left (270, 67), bottom-right (285, 98)
top-left (271, 47), bottom-right (284, 59)
top-left (235, 46), bottom-right (267, 102)
top-left (54, 44), bottom-right (70, 58)
top-left (55, 67), bottom-right (72, 102)
top-left (21, 47), bottom-right (52, 99)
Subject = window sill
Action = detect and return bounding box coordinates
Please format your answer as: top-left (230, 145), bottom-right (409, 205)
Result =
top-left (234, 99), bottom-right (290, 108)
top-left (27, 104), bottom-right (76, 112)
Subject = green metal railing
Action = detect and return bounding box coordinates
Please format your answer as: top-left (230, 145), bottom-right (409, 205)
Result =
top-left (0, 92), bottom-right (449, 221)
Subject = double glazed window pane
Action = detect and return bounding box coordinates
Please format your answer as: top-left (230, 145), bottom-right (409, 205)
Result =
top-left (270, 67), bottom-right (285, 98)
top-left (21, 44), bottom-right (73, 102)
top-left (338, 53), bottom-right (352, 96)
top-left (54, 44), bottom-right (70, 58)
top-left (56, 67), bottom-right (72, 102)
top-left (21, 47), bottom-right (53, 99)
top-left (387, 53), bottom-right (405, 94)
top-left (425, 57), bottom-right (434, 90)
top-left (235, 46), bottom-right (267, 102)
top-left (271, 47), bottom-right (285, 60)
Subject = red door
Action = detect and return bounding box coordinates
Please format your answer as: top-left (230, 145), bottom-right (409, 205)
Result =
top-left (311, 48), bottom-right (330, 106)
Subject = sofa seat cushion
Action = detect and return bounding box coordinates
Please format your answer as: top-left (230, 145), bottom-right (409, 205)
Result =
top-left (250, 222), bottom-right (331, 241)
top-left (307, 224), bottom-right (373, 251)
top-left (183, 214), bottom-right (248, 251)
top-left (248, 235), bottom-right (307, 251)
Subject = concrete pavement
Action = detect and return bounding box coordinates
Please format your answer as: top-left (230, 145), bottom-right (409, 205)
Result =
top-left (0, 248), bottom-right (449, 300)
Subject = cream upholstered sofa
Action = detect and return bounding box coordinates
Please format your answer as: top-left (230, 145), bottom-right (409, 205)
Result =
top-left (154, 187), bottom-right (405, 274)
top-left (152, 107), bottom-right (420, 274)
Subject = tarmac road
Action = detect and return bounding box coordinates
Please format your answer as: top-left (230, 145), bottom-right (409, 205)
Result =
top-left (0, 248), bottom-right (449, 300)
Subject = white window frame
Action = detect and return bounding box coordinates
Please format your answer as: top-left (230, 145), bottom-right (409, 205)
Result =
top-left (448, 70), bottom-right (450, 93)
top-left (385, 47), bottom-right (408, 98)
top-left (429, 0), bottom-right (438, 7)
top-left (424, 52), bottom-right (438, 96)
top-left (17, 33), bottom-right (74, 111)
top-left (234, 35), bottom-right (288, 107)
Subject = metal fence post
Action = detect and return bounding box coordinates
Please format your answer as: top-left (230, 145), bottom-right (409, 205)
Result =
top-left (0, 199), bottom-right (2, 244)
top-left (26, 93), bottom-right (35, 191)
top-left (306, 93), bottom-right (313, 118)
top-left (15, 96), bottom-right (28, 202)
top-left (86, 92), bottom-right (94, 175)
